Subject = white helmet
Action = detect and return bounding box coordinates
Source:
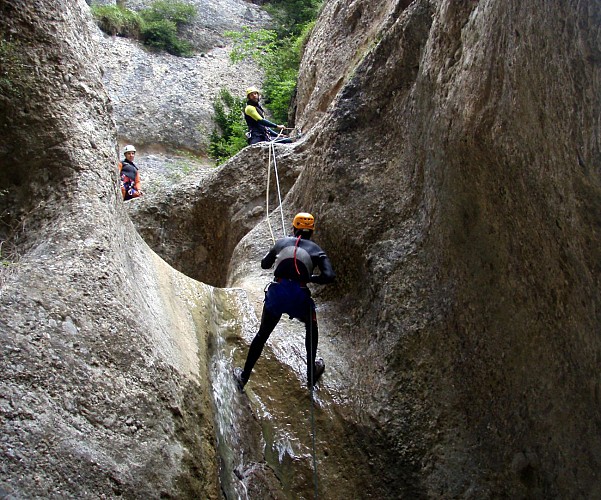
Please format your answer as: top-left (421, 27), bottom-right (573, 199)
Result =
top-left (123, 145), bottom-right (136, 153)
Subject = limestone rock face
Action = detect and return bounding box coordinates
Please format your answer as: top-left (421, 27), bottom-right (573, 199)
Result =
top-left (97, 37), bottom-right (261, 154)
top-left (0, 0), bottom-right (238, 497)
top-left (126, 144), bottom-right (303, 286)
top-left (91, 0), bottom-right (267, 154)
top-left (288, 0), bottom-right (601, 497)
top-left (2, 0), bottom-right (601, 498)
top-left (294, 0), bottom-right (414, 131)
top-left (91, 0), bottom-right (270, 52)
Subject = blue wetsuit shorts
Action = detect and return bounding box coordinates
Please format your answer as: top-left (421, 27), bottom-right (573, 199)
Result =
top-left (264, 279), bottom-right (315, 321)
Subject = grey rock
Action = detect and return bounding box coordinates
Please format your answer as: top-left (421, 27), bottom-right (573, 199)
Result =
top-left (90, 0), bottom-right (267, 155)
top-left (2, 0), bottom-right (601, 499)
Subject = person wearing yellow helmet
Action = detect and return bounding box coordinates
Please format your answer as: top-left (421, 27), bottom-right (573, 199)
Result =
top-left (234, 212), bottom-right (335, 391)
top-left (244, 86), bottom-right (291, 145)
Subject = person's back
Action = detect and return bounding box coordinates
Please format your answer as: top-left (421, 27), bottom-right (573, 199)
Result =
top-left (233, 212), bottom-right (335, 391)
top-left (263, 236), bottom-right (335, 285)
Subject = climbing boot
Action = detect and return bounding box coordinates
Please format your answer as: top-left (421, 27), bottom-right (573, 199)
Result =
top-left (308, 358), bottom-right (325, 387)
top-left (233, 367), bottom-right (247, 392)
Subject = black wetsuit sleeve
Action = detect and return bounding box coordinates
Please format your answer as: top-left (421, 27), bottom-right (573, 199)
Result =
top-left (258, 118), bottom-right (278, 128)
top-left (310, 251), bottom-right (335, 284)
top-left (261, 245), bottom-right (278, 269)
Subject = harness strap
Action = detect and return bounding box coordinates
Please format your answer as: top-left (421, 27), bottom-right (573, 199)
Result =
top-left (293, 234), bottom-right (302, 277)
top-left (275, 277), bottom-right (307, 287)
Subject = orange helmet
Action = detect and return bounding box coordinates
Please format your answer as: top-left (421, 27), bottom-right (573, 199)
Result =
top-left (292, 212), bottom-right (315, 231)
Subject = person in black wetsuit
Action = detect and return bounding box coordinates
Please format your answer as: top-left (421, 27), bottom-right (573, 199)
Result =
top-left (234, 212), bottom-right (335, 391)
top-left (119, 144), bottom-right (142, 200)
top-left (244, 86), bottom-right (291, 145)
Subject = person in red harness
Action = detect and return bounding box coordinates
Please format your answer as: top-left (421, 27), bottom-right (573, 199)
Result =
top-left (234, 213), bottom-right (335, 391)
top-left (119, 144), bottom-right (142, 200)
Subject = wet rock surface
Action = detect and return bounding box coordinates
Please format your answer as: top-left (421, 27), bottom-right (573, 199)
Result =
top-left (291, 0), bottom-right (601, 497)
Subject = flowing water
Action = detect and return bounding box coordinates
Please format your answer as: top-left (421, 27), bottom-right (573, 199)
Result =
top-left (206, 285), bottom-right (320, 498)
top-left (207, 287), bottom-right (256, 499)
top-left (205, 285), bottom-right (363, 498)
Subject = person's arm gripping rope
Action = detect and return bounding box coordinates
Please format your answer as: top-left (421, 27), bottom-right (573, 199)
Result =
top-left (245, 104), bottom-right (285, 131)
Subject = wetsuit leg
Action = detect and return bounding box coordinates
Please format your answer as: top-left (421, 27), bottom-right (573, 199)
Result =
top-left (250, 131), bottom-right (269, 145)
top-left (242, 307), bottom-right (281, 382)
top-left (304, 309), bottom-right (319, 385)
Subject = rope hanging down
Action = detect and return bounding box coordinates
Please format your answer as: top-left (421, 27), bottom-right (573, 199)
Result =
top-left (264, 131), bottom-right (320, 498)
top-left (308, 308), bottom-right (319, 498)
top-left (265, 133), bottom-right (288, 243)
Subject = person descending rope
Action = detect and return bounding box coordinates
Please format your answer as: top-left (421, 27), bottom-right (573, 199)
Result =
top-left (234, 212), bottom-right (335, 391)
top-left (118, 144), bottom-right (142, 200)
top-left (244, 86), bottom-right (292, 145)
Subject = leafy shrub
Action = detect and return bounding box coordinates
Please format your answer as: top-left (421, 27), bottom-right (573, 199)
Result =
top-left (264, 0), bottom-right (322, 38)
top-left (139, 0), bottom-right (195, 56)
top-left (208, 89), bottom-right (248, 165)
top-left (90, 5), bottom-right (143, 38)
top-left (259, 24), bottom-right (314, 122)
top-left (140, 0), bottom-right (196, 26)
top-left (226, 20), bottom-right (315, 124)
top-left (140, 18), bottom-right (176, 48)
top-left (263, 75), bottom-right (297, 122)
top-left (226, 27), bottom-right (279, 62)
top-left (139, 19), bottom-right (193, 56)
top-left (91, 0), bottom-right (195, 57)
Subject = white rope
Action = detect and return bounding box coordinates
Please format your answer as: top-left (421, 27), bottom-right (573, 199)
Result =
top-left (265, 133), bottom-right (287, 243)
top-left (266, 142), bottom-right (276, 244)
top-left (271, 140), bottom-right (287, 236)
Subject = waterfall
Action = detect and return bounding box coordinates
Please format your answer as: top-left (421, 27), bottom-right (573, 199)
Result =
top-left (207, 287), bottom-right (257, 499)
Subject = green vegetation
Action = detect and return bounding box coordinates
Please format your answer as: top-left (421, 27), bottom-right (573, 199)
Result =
top-left (238, 0), bottom-right (322, 120)
top-left (89, 4), bottom-right (143, 38)
top-left (209, 0), bottom-right (321, 164)
top-left (208, 88), bottom-right (248, 165)
top-left (264, 0), bottom-right (322, 38)
top-left (139, 0), bottom-right (196, 56)
top-left (91, 0), bottom-right (196, 57)
top-left (0, 189), bottom-right (22, 291)
top-left (226, 20), bottom-right (316, 124)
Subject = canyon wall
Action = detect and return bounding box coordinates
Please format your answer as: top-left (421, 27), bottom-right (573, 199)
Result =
top-left (1, 0), bottom-right (600, 497)
top-left (287, 0), bottom-right (601, 496)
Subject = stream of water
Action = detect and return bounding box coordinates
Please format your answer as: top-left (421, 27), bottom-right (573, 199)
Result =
top-left (208, 287), bottom-right (256, 499)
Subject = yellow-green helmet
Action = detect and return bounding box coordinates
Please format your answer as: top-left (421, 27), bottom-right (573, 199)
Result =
top-left (293, 212), bottom-right (315, 231)
top-left (246, 86), bottom-right (261, 97)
